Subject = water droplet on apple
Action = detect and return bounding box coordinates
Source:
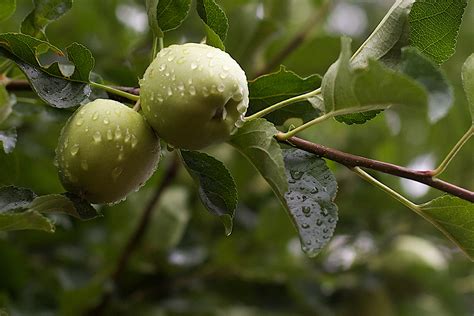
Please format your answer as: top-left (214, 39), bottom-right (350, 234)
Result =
top-left (93, 131), bottom-right (102, 143)
top-left (112, 167), bottom-right (123, 180)
top-left (70, 144), bottom-right (79, 156)
top-left (81, 160), bottom-right (88, 170)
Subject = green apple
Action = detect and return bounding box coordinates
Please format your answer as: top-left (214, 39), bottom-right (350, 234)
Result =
top-left (140, 43), bottom-right (249, 150)
top-left (55, 99), bottom-right (161, 204)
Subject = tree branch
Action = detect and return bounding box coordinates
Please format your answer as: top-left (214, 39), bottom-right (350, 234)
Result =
top-left (282, 135), bottom-right (474, 202)
top-left (254, 1), bottom-right (331, 78)
top-left (6, 79), bottom-right (472, 202)
top-left (87, 155), bottom-right (180, 315)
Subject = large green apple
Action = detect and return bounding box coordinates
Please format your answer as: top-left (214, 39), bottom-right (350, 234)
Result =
top-left (55, 99), bottom-right (161, 204)
top-left (140, 43), bottom-right (249, 150)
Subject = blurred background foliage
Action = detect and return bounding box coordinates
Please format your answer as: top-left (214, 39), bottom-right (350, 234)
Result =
top-left (0, 0), bottom-right (473, 315)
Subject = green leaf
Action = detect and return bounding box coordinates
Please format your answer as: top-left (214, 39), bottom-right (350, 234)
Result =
top-left (0, 85), bottom-right (13, 124)
top-left (247, 66), bottom-right (322, 125)
top-left (419, 195), bottom-right (474, 261)
top-left (282, 149), bottom-right (338, 257)
top-left (0, 33), bottom-right (94, 107)
top-left (146, 0), bottom-right (192, 37)
top-left (146, 0), bottom-right (163, 37)
top-left (0, 0), bottom-right (16, 22)
top-left (352, 0), bottom-right (414, 67)
top-left (334, 110), bottom-right (383, 125)
top-left (0, 186), bottom-right (54, 233)
top-left (400, 47), bottom-right (453, 123)
top-left (229, 119), bottom-right (288, 200)
top-left (10, 57), bottom-right (91, 108)
top-left (0, 33), bottom-right (94, 83)
top-left (323, 37), bottom-right (427, 123)
top-left (66, 42), bottom-right (95, 82)
top-left (409, 0), bottom-right (467, 65)
top-left (0, 128), bottom-right (17, 153)
top-left (157, 0), bottom-right (192, 32)
top-left (145, 187), bottom-right (191, 251)
top-left (28, 193), bottom-right (100, 220)
top-left (0, 211), bottom-right (55, 232)
top-left (0, 186), bottom-right (36, 213)
top-left (180, 150), bottom-right (237, 235)
top-left (196, 0), bottom-right (228, 50)
top-left (21, 0), bottom-right (73, 40)
top-left (461, 53), bottom-right (474, 123)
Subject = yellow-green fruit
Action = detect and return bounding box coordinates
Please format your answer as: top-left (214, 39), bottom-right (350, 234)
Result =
top-left (140, 43), bottom-right (249, 150)
top-left (55, 99), bottom-right (161, 204)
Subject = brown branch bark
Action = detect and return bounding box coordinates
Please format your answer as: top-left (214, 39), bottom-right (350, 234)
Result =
top-left (87, 155), bottom-right (180, 315)
top-left (6, 79), bottom-right (472, 202)
top-left (282, 135), bottom-right (474, 202)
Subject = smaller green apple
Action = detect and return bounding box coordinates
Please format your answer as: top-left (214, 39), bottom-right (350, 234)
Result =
top-left (140, 43), bottom-right (249, 150)
top-left (56, 99), bottom-right (161, 204)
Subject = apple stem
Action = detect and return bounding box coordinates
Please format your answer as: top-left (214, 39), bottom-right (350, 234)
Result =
top-left (90, 82), bottom-right (140, 102)
top-left (133, 99), bottom-right (141, 112)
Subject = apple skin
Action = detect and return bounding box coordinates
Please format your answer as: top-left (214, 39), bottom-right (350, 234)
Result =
top-left (55, 99), bottom-right (161, 204)
top-left (140, 43), bottom-right (249, 150)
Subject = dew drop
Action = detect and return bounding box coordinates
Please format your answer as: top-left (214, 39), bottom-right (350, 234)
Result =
top-left (316, 219), bottom-right (323, 226)
top-left (167, 55), bottom-right (175, 62)
top-left (70, 144), bottom-right (79, 156)
top-left (235, 119), bottom-right (244, 128)
top-left (107, 129), bottom-right (113, 140)
top-left (219, 72), bottom-right (228, 79)
top-left (158, 64), bottom-right (166, 71)
top-left (92, 112), bottom-right (99, 120)
top-left (131, 135), bottom-right (138, 148)
top-left (301, 223), bottom-right (310, 229)
top-left (223, 65), bottom-right (230, 71)
top-left (103, 118), bottom-right (109, 125)
top-left (321, 208), bottom-right (329, 217)
top-left (85, 127), bottom-right (89, 133)
top-left (202, 87), bottom-right (210, 97)
top-left (328, 218), bottom-right (335, 223)
top-left (93, 131), bottom-right (102, 143)
top-left (189, 85), bottom-right (196, 96)
top-left (302, 206), bottom-right (310, 214)
top-left (112, 167), bottom-right (123, 180)
top-left (63, 137), bottom-right (69, 148)
top-left (115, 126), bottom-right (122, 140)
top-left (206, 52), bottom-right (213, 58)
top-left (177, 56), bottom-right (186, 64)
top-left (217, 84), bottom-right (225, 92)
top-left (290, 170), bottom-right (303, 180)
top-left (191, 63), bottom-right (198, 70)
top-left (167, 87), bottom-right (173, 96)
top-left (236, 103), bottom-right (247, 115)
top-left (177, 82), bottom-right (185, 91)
top-left (81, 160), bottom-right (88, 170)
top-left (311, 187), bottom-right (319, 194)
top-left (124, 128), bottom-right (131, 143)
top-left (75, 118), bottom-right (84, 126)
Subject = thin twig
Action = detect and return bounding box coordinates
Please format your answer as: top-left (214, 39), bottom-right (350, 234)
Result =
top-left (87, 155), bottom-right (180, 315)
top-left (6, 80), bottom-right (472, 201)
top-left (254, 1), bottom-right (331, 78)
top-left (282, 135), bottom-right (474, 202)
